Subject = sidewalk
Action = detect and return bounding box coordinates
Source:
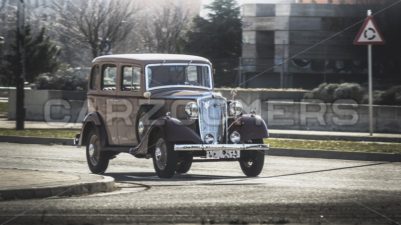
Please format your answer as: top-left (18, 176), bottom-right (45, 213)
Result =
top-left (0, 168), bottom-right (115, 201)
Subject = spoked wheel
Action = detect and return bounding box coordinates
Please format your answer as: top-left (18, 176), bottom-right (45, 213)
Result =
top-left (239, 139), bottom-right (265, 177)
top-left (176, 153), bottom-right (193, 174)
top-left (152, 136), bottom-right (177, 178)
top-left (86, 128), bottom-right (110, 174)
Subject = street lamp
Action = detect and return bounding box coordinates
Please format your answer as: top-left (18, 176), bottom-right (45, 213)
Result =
top-left (16, 0), bottom-right (26, 130)
top-left (0, 36), bottom-right (4, 56)
top-left (0, 36), bottom-right (4, 74)
top-left (0, 35), bottom-right (4, 56)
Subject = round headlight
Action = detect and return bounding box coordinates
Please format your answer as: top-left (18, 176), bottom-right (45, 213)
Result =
top-left (185, 102), bottom-right (198, 118)
top-left (204, 134), bottom-right (215, 144)
top-left (230, 131), bottom-right (241, 144)
top-left (229, 101), bottom-right (243, 117)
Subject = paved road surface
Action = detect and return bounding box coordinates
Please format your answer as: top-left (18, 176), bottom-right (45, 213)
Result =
top-left (0, 143), bottom-right (400, 224)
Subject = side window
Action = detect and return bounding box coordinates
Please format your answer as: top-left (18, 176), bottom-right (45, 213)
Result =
top-left (89, 65), bottom-right (99, 90)
top-left (101, 64), bottom-right (117, 90)
top-left (121, 65), bottom-right (141, 91)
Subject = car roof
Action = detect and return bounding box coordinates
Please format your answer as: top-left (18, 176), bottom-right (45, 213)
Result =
top-left (93, 54), bottom-right (211, 64)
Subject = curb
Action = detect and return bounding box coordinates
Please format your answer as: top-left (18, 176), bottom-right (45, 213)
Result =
top-left (0, 174), bottom-right (115, 201)
top-left (268, 148), bottom-right (401, 162)
top-left (269, 133), bottom-right (401, 143)
top-left (0, 136), bottom-right (74, 145)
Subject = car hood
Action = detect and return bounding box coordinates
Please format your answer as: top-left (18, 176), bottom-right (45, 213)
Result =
top-left (150, 89), bottom-right (224, 100)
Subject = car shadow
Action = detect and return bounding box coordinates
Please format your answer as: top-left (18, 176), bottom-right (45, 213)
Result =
top-left (104, 172), bottom-right (245, 182)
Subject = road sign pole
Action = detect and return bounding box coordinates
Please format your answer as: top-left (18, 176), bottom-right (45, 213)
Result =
top-left (368, 44), bottom-right (373, 136)
top-left (353, 9), bottom-right (384, 136)
top-left (366, 10), bottom-right (373, 136)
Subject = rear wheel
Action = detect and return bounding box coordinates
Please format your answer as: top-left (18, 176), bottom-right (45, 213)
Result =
top-left (176, 153), bottom-right (193, 174)
top-left (86, 128), bottom-right (110, 174)
top-left (239, 139), bottom-right (265, 177)
top-left (151, 135), bottom-right (177, 178)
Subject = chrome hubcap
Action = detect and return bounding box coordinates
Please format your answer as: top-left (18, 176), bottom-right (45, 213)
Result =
top-left (245, 160), bottom-right (254, 168)
top-left (155, 139), bottom-right (167, 170)
top-left (88, 135), bottom-right (99, 166)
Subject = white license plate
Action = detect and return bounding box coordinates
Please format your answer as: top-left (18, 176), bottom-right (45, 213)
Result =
top-left (206, 150), bottom-right (240, 159)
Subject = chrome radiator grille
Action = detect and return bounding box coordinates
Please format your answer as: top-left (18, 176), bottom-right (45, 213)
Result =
top-left (197, 96), bottom-right (227, 144)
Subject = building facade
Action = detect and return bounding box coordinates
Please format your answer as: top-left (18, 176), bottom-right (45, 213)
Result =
top-left (240, 1), bottom-right (384, 89)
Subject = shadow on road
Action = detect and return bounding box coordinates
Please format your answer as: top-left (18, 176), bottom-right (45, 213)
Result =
top-left (104, 172), bottom-right (245, 183)
top-left (103, 162), bottom-right (391, 186)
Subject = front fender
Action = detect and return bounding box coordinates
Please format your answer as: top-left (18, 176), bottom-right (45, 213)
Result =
top-left (163, 117), bottom-right (202, 143)
top-left (229, 114), bottom-right (269, 142)
top-left (135, 117), bottom-right (202, 156)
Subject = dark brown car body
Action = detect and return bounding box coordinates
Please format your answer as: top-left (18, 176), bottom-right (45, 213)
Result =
top-left (76, 54), bottom-right (269, 178)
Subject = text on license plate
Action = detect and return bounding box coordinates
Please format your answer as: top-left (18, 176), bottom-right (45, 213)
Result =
top-left (206, 150), bottom-right (240, 159)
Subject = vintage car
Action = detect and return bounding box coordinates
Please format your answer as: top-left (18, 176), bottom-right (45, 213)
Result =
top-left (75, 54), bottom-right (269, 178)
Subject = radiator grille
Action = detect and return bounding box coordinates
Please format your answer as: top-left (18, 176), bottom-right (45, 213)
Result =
top-left (197, 96), bottom-right (227, 144)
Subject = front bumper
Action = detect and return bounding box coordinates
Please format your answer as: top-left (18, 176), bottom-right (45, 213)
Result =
top-left (174, 144), bottom-right (269, 151)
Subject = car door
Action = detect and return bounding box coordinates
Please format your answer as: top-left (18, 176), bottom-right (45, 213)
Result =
top-left (98, 63), bottom-right (119, 145)
top-left (115, 64), bottom-right (142, 145)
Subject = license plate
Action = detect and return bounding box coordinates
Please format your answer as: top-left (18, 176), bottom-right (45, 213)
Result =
top-left (206, 150), bottom-right (240, 159)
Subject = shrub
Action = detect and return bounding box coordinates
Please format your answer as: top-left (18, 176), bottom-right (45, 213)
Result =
top-left (305, 82), bottom-right (364, 103)
top-left (33, 66), bottom-right (89, 91)
top-left (333, 83), bottom-right (364, 103)
top-left (377, 85), bottom-right (401, 106)
top-left (307, 83), bottom-right (401, 105)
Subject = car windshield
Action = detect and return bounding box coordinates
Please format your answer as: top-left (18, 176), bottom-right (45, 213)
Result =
top-left (146, 64), bottom-right (212, 90)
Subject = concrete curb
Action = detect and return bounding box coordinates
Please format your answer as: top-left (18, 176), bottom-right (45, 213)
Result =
top-left (0, 136), bottom-right (74, 145)
top-left (269, 148), bottom-right (401, 162)
top-left (0, 174), bottom-right (115, 201)
top-left (269, 133), bottom-right (401, 143)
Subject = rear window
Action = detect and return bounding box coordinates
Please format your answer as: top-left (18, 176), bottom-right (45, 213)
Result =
top-left (101, 64), bottom-right (117, 91)
top-left (89, 65), bottom-right (99, 90)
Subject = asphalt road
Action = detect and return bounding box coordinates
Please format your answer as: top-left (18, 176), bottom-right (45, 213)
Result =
top-left (0, 142), bottom-right (400, 225)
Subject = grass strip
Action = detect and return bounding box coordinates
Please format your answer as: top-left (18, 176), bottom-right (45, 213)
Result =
top-left (0, 102), bottom-right (7, 113)
top-left (0, 128), bottom-right (77, 139)
top-left (265, 138), bottom-right (401, 154)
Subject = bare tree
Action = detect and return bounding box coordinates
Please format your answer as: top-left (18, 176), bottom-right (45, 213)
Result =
top-left (141, 4), bottom-right (189, 53)
top-left (52, 0), bottom-right (137, 58)
top-left (0, 0), bottom-right (6, 12)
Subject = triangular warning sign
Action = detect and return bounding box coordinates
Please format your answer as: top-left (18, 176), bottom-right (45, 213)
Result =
top-left (354, 16), bottom-right (385, 45)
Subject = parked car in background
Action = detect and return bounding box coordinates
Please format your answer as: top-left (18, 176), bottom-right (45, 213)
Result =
top-left (75, 54), bottom-right (269, 178)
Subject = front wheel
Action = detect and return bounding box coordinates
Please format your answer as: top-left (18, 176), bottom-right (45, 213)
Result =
top-left (151, 136), bottom-right (177, 178)
top-left (176, 153), bottom-right (193, 174)
top-left (239, 139), bottom-right (265, 177)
